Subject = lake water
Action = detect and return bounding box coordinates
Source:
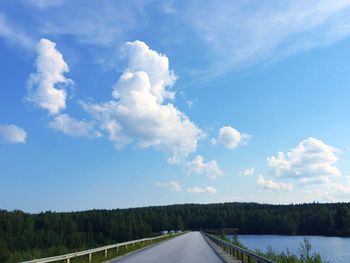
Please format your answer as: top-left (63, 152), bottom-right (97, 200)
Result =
top-left (226, 235), bottom-right (350, 263)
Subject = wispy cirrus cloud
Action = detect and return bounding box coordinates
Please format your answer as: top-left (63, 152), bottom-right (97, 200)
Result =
top-left (22, 0), bottom-right (66, 9)
top-left (7, 1), bottom-right (350, 76)
top-left (0, 13), bottom-right (35, 49)
top-left (37, 1), bottom-right (147, 47)
top-left (184, 0), bottom-right (350, 73)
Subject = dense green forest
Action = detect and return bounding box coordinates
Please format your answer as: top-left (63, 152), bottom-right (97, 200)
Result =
top-left (1, 202), bottom-right (350, 262)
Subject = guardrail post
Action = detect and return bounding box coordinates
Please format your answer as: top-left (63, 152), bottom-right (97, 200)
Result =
top-left (66, 258), bottom-right (70, 263)
top-left (89, 253), bottom-right (92, 263)
top-left (105, 249), bottom-right (108, 258)
top-left (241, 251), bottom-right (244, 263)
top-left (117, 245), bottom-right (119, 252)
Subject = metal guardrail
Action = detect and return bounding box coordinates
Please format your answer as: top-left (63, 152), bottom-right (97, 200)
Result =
top-left (203, 232), bottom-right (275, 263)
top-left (22, 233), bottom-right (175, 263)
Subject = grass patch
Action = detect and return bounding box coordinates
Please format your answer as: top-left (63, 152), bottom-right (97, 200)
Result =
top-left (218, 235), bottom-right (327, 263)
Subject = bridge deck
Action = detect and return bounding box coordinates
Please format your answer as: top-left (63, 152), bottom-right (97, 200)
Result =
top-left (110, 231), bottom-right (234, 263)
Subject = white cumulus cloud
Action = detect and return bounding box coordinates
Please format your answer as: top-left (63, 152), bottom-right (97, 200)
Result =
top-left (82, 41), bottom-right (203, 162)
top-left (26, 38), bottom-right (73, 115)
top-left (49, 114), bottom-right (101, 138)
top-left (257, 175), bottom-right (293, 191)
top-left (0, 124), bottom-right (27, 144)
top-left (156, 181), bottom-right (182, 192)
top-left (239, 167), bottom-right (255, 176)
top-left (187, 186), bottom-right (216, 194)
top-left (212, 126), bottom-right (250, 149)
top-left (123, 40), bottom-right (176, 103)
top-left (267, 137), bottom-right (341, 179)
top-left (187, 155), bottom-right (223, 179)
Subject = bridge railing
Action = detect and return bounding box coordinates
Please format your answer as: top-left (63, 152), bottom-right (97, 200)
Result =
top-left (203, 232), bottom-right (275, 263)
top-left (22, 233), bottom-right (174, 263)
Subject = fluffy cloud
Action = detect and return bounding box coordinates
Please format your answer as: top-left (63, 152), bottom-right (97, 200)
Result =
top-left (187, 155), bottom-right (223, 179)
top-left (239, 167), bottom-right (255, 176)
top-left (212, 126), bottom-right (250, 149)
top-left (49, 114), bottom-right (101, 138)
top-left (82, 41), bottom-right (202, 162)
top-left (0, 124), bottom-right (27, 144)
top-left (267, 137), bottom-right (341, 179)
top-left (26, 38), bottom-right (73, 115)
top-left (187, 186), bottom-right (216, 194)
top-left (257, 175), bottom-right (293, 191)
top-left (123, 41), bottom-right (176, 103)
top-left (156, 181), bottom-right (182, 192)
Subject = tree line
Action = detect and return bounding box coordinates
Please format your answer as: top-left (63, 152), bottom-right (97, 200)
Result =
top-left (1, 202), bottom-right (350, 262)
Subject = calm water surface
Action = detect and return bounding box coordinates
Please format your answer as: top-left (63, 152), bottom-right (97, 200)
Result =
top-left (226, 235), bottom-right (350, 263)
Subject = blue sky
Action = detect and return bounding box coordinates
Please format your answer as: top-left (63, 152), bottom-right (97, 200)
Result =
top-left (1, 0), bottom-right (350, 212)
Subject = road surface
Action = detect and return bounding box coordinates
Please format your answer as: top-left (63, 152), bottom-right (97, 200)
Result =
top-left (111, 231), bottom-right (225, 263)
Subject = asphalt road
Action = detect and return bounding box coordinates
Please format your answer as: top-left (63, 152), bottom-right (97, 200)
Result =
top-left (111, 231), bottom-right (224, 263)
